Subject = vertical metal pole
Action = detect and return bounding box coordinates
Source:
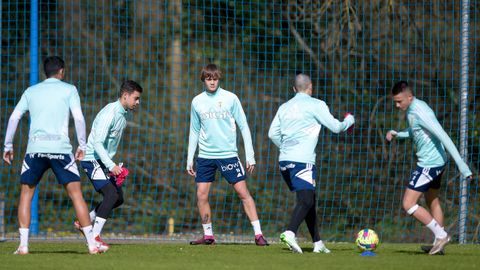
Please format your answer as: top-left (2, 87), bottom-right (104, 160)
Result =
top-left (30, 0), bottom-right (40, 236)
top-left (458, 0), bottom-right (470, 244)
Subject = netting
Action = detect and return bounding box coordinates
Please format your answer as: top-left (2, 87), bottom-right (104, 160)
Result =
top-left (0, 1), bottom-right (479, 243)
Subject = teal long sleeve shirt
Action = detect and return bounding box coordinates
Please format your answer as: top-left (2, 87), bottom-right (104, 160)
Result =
top-left (84, 100), bottom-right (127, 170)
top-left (268, 92), bottom-right (355, 164)
top-left (393, 98), bottom-right (472, 178)
top-left (187, 88), bottom-right (255, 169)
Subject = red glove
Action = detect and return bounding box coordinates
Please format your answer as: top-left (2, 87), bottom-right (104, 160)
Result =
top-left (344, 112), bottom-right (354, 134)
top-left (109, 167), bottom-right (129, 187)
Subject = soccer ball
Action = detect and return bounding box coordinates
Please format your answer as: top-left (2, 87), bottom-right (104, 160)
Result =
top-left (355, 229), bottom-right (379, 251)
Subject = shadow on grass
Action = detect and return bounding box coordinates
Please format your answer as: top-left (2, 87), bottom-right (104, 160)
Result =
top-left (29, 250), bottom-right (85, 255)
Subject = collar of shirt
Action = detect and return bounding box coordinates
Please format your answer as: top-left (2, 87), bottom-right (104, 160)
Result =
top-left (295, 92), bottom-right (310, 98)
top-left (44, 78), bottom-right (61, 83)
top-left (407, 97), bottom-right (417, 113)
top-left (205, 87), bottom-right (223, 96)
top-left (115, 100), bottom-right (128, 115)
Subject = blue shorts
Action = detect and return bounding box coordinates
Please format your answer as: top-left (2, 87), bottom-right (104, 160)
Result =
top-left (20, 153), bottom-right (80, 185)
top-left (279, 161), bottom-right (316, 192)
top-left (407, 165), bottom-right (445, 192)
top-left (81, 160), bottom-right (116, 191)
top-left (195, 157), bottom-right (246, 184)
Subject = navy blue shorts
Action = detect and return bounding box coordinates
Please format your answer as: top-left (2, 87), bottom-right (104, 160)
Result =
top-left (195, 157), bottom-right (246, 184)
top-left (81, 160), bottom-right (116, 191)
top-left (20, 153), bottom-right (80, 185)
top-left (279, 161), bottom-right (316, 192)
top-left (407, 165), bottom-right (445, 192)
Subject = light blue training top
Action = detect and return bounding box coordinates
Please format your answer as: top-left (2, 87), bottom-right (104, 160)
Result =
top-left (187, 87), bottom-right (255, 169)
top-left (268, 92), bottom-right (355, 164)
top-left (84, 100), bottom-right (127, 170)
top-left (8, 78), bottom-right (85, 154)
top-left (394, 98), bottom-right (472, 178)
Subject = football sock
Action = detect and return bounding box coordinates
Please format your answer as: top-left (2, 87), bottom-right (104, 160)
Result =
top-left (426, 219), bottom-right (447, 239)
top-left (202, 223), bottom-right (213, 236)
top-left (314, 240), bottom-right (325, 249)
top-left (19, 228), bottom-right (29, 247)
top-left (287, 190), bottom-right (315, 233)
top-left (81, 225), bottom-right (96, 247)
top-left (93, 217), bottom-right (107, 238)
top-left (89, 210), bottom-right (96, 223)
top-left (251, 220), bottom-right (263, 236)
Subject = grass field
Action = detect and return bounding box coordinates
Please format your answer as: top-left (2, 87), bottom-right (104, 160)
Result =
top-left (0, 241), bottom-right (479, 270)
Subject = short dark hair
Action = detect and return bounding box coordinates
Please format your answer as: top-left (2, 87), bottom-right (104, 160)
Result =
top-left (43, 56), bottom-right (65, 78)
top-left (391, 81), bottom-right (413, 96)
top-left (119, 80), bottom-right (143, 97)
top-left (200, 64), bottom-right (222, 82)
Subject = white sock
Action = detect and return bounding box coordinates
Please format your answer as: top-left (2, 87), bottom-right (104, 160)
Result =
top-left (314, 240), bottom-right (324, 248)
top-left (19, 228), bottom-right (29, 247)
top-left (284, 230), bottom-right (295, 238)
top-left (89, 210), bottom-right (96, 223)
top-left (426, 219), bottom-right (447, 239)
top-left (93, 217), bottom-right (107, 238)
top-left (251, 220), bottom-right (263, 236)
top-left (202, 223), bottom-right (213, 236)
top-left (81, 225), bottom-right (96, 247)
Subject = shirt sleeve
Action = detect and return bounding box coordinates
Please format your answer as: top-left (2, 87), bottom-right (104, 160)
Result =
top-left (417, 111), bottom-right (472, 178)
top-left (70, 88), bottom-right (87, 150)
top-left (268, 109), bottom-right (282, 148)
top-left (91, 112), bottom-right (116, 170)
top-left (231, 96), bottom-right (255, 165)
top-left (396, 128), bottom-right (412, 139)
top-left (187, 101), bottom-right (200, 169)
top-left (3, 93), bottom-right (29, 151)
top-left (313, 101), bottom-right (354, 133)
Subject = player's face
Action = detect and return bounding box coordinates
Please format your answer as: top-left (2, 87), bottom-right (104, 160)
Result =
top-left (124, 91), bottom-right (141, 110)
top-left (393, 91), bottom-right (413, 111)
top-left (204, 77), bottom-right (219, 92)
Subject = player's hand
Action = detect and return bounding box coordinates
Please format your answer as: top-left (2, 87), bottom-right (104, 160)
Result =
top-left (110, 165), bottom-right (123, 176)
top-left (3, 150), bottom-right (13, 165)
top-left (344, 112), bottom-right (354, 134)
top-left (246, 162), bottom-right (255, 174)
top-left (187, 168), bottom-right (196, 177)
top-left (75, 148), bottom-right (85, 161)
top-left (186, 164), bottom-right (196, 177)
top-left (386, 130), bottom-right (398, 142)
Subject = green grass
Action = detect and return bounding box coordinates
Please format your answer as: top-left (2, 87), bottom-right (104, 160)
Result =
top-left (0, 241), bottom-right (479, 270)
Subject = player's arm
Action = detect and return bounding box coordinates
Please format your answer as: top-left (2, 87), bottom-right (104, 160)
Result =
top-left (3, 94), bottom-right (28, 165)
top-left (91, 112), bottom-right (118, 172)
top-left (417, 112), bottom-right (472, 178)
top-left (69, 87), bottom-right (87, 160)
top-left (386, 128), bottom-right (411, 141)
top-left (313, 101), bottom-right (354, 133)
top-left (232, 96), bottom-right (255, 173)
top-left (186, 101), bottom-right (200, 176)
top-left (268, 110), bottom-right (282, 148)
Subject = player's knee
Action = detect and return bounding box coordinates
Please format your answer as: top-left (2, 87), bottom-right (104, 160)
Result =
top-left (405, 204), bottom-right (419, 215)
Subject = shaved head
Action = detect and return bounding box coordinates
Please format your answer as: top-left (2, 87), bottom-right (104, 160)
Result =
top-left (294, 74), bottom-right (312, 93)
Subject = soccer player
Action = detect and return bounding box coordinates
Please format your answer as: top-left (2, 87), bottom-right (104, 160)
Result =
top-left (77, 80), bottom-right (142, 252)
top-left (268, 73), bottom-right (355, 254)
top-left (386, 81), bottom-right (472, 255)
top-left (3, 56), bottom-right (100, 254)
top-left (186, 64), bottom-right (268, 246)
